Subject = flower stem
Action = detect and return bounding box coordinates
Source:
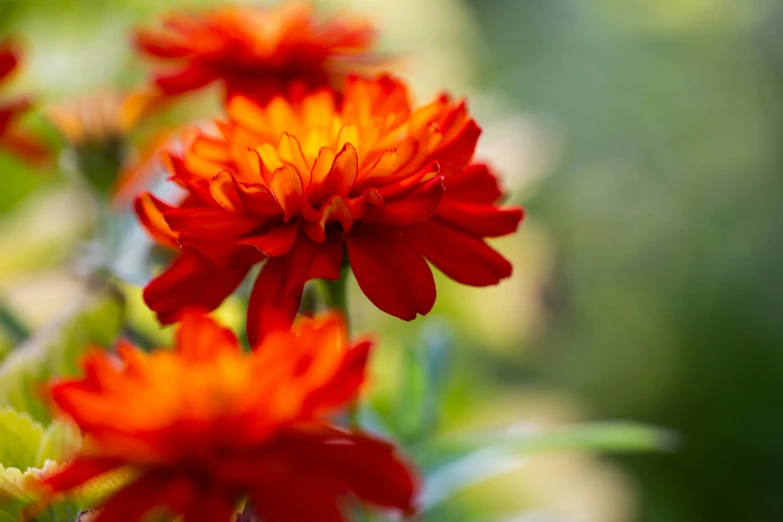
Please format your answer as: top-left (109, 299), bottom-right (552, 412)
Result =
top-left (324, 268), bottom-right (349, 317)
top-left (0, 300), bottom-right (29, 345)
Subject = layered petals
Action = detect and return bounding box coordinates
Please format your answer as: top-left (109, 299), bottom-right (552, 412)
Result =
top-left (135, 3), bottom-right (377, 103)
top-left (135, 75), bottom-right (523, 339)
top-left (43, 314), bottom-right (417, 521)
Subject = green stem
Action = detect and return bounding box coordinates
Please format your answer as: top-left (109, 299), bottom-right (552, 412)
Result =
top-left (323, 268), bottom-right (349, 316)
top-left (322, 268), bottom-right (363, 432)
top-left (0, 300), bottom-right (29, 345)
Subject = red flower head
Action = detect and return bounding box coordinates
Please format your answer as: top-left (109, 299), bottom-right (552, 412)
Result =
top-left (0, 41), bottom-right (49, 164)
top-left (135, 2), bottom-right (376, 104)
top-left (136, 75), bottom-right (524, 344)
top-left (42, 313), bottom-right (416, 522)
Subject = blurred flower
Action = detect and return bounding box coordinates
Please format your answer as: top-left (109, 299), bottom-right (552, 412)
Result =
top-left (136, 75), bottom-right (524, 344)
top-left (135, 2), bottom-right (377, 104)
top-left (42, 313), bottom-right (417, 522)
top-left (0, 41), bottom-right (50, 165)
top-left (46, 89), bottom-right (164, 197)
top-left (46, 90), bottom-right (154, 147)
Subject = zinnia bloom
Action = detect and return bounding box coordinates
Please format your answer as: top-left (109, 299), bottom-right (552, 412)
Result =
top-left (47, 89), bottom-right (168, 200)
top-left (136, 75), bottom-right (524, 344)
top-left (135, 2), bottom-right (376, 104)
top-left (0, 41), bottom-right (49, 164)
top-left (42, 313), bottom-right (416, 522)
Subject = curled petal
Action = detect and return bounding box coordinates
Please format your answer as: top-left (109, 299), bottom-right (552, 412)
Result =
top-left (209, 170), bottom-right (244, 212)
top-left (270, 165), bottom-right (305, 220)
top-left (134, 193), bottom-right (179, 248)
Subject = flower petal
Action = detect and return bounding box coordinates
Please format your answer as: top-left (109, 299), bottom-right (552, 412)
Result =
top-left (405, 219), bottom-right (513, 286)
top-left (363, 176), bottom-right (444, 227)
top-left (175, 313), bottom-right (240, 360)
top-left (442, 163), bottom-right (503, 203)
top-left (42, 456), bottom-right (124, 494)
top-left (345, 224), bottom-right (435, 320)
top-left (283, 232), bottom-right (344, 296)
top-left (144, 249), bottom-right (252, 324)
top-left (435, 200), bottom-right (524, 237)
top-left (241, 222), bottom-right (300, 257)
top-left (247, 258), bottom-right (302, 347)
top-left (134, 193), bottom-right (179, 248)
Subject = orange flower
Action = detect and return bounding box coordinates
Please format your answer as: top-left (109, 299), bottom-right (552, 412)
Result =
top-left (0, 41), bottom-right (49, 164)
top-left (137, 75), bottom-right (524, 344)
top-left (135, 2), bottom-right (376, 104)
top-left (43, 313), bottom-right (416, 522)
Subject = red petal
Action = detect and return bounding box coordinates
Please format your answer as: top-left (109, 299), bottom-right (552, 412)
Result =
top-left (443, 163), bottom-right (504, 203)
top-left (270, 165), bottom-right (304, 220)
top-left (283, 232), bottom-right (344, 296)
top-left (134, 193), bottom-right (179, 248)
top-left (435, 200), bottom-right (524, 237)
top-left (327, 434), bottom-right (417, 512)
top-left (345, 224), bottom-right (435, 320)
top-left (405, 219), bottom-right (513, 286)
top-left (241, 222), bottom-right (300, 257)
top-left (164, 206), bottom-right (260, 241)
top-left (155, 65), bottom-right (214, 96)
top-left (209, 170), bottom-right (243, 212)
top-left (134, 29), bottom-right (194, 58)
top-left (251, 481), bottom-right (344, 522)
top-left (95, 474), bottom-right (195, 522)
top-left (247, 258), bottom-right (302, 347)
top-left (0, 45), bottom-right (18, 82)
top-left (182, 492), bottom-right (237, 522)
top-left (309, 143), bottom-right (358, 205)
top-left (363, 176), bottom-right (444, 227)
top-left (432, 119), bottom-right (481, 177)
top-left (43, 456), bottom-right (124, 493)
top-left (175, 313), bottom-right (239, 360)
top-left (304, 340), bottom-right (372, 415)
top-left (144, 249), bottom-right (251, 324)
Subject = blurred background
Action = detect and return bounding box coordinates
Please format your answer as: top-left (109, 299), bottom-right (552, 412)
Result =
top-left (1, 0), bottom-right (782, 521)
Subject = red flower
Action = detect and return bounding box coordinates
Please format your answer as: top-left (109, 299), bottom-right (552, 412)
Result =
top-left (0, 41), bottom-right (49, 164)
top-left (135, 2), bottom-right (376, 104)
top-left (136, 75), bottom-right (524, 344)
top-left (43, 313), bottom-right (416, 522)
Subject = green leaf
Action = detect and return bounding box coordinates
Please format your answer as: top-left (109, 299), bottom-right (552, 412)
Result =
top-left (35, 420), bottom-right (82, 468)
top-left (0, 287), bottom-right (124, 422)
top-left (415, 421), bottom-right (677, 511)
top-left (0, 407), bottom-right (44, 470)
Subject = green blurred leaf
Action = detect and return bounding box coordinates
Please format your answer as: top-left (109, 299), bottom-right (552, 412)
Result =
top-left (0, 407), bottom-right (44, 470)
top-left (415, 421), bottom-right (676, 511)
top-left (35, 420), bottom-right (82, 468)
top-left (0, 287), bottom-right (124, 422)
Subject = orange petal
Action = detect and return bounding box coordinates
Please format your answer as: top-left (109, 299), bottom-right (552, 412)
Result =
top-left (270, 165), bottom-right (304, 220)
